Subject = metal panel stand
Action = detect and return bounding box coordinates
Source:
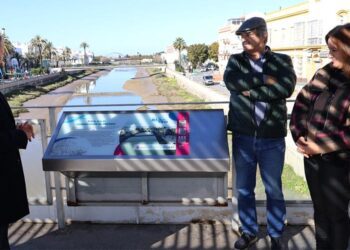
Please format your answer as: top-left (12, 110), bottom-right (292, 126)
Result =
top-left (54, 172), bottom-right (65, 229)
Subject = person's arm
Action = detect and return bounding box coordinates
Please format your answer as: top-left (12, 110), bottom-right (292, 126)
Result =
top-left (289, 85), bottom-right (313, 143)
top-left (0, 129), bottom-right (28, 152)
top-left (224, 54), bottom-right (264, 92)
top-left (248, 55), bottom-right (296, 101)
top-left (331, 105), bottom-right (350, 149)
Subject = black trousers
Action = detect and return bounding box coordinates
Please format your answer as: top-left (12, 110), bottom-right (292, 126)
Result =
top-left (0, 223), bottom-right (9, 250)
top-left (305, 151), bottom-right (350, 250)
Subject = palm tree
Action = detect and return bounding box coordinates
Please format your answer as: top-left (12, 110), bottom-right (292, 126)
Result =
top-left (80, 42), bottom-right (89, 65)
top-left (62, 47), bottom-right (72, 65)
top-left (173, 37), bottom-right (186, 66)
top-left (0, 33), bottom-right (15, 75)
top-left (30, 35), bottom-right (47, 67)
top-left (43, 41), bottom-right (56, 66)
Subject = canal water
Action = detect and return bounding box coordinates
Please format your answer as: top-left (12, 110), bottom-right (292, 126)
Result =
top-left (20, 68), bottom-right (142, 200)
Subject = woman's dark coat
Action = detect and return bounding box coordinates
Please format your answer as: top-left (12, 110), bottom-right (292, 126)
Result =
top-left (0, 92), bottom-right (29, 224)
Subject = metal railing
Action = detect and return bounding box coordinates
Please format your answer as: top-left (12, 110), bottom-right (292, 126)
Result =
top-left (12, 100), bottom-right (306, 228)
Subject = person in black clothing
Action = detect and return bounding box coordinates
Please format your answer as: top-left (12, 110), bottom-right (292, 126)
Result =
top-left (0, 91), bottom-right (34, 249)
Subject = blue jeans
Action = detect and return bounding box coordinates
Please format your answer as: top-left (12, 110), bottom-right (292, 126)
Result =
top-left (233, 134), bottom-right (286, 237)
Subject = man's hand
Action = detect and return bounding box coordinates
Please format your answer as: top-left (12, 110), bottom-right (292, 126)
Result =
top-left (263, 75), bottom-right (277, 85)
top-left (241, 90), bottom-right (250, 97)
top-left (17, 122), bottom-right (35, 141)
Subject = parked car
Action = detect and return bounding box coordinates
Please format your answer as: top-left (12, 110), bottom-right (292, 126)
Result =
top-left (202, 75), bottom-right (214, 85)
top-left (206, 63), bottom-right (219, 71)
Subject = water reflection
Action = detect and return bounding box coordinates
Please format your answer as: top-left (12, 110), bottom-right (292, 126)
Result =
top-left (22, 67), bottom-right (142, 199)
top-left (90, 68), bottom-right (137, 93)
top-left (64, 67), bottom-right (142, 111)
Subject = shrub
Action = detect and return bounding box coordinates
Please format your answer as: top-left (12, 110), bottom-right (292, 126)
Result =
top-left (174, 60), bottom-right (185, 73)
top-left (31, 67), bottom-right (45, 75)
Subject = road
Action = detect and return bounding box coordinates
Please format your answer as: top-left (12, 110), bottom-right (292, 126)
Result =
top-left (186, 70), bottom-right (229, 96)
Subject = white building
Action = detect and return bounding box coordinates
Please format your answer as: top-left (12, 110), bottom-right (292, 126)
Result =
top-left (217, 18), bottom-right (245, 76)
top-left (13, 42), bottom-right (30, 56)
top-left (161, 45), bottom-right (187, 70)
top-left (218, 0), bottom-right (350, 81)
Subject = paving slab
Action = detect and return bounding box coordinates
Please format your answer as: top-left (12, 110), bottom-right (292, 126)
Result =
top-left (9, 222), bottom-right (318, 250)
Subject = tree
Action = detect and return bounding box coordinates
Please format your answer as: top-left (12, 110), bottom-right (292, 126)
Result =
top-left (208, 42), bottom-right (219, 62)
top-left (62, 47), bottom-right (72, 65)
top-left (0, 33), bottom-right (14, 74)
top-left (43, 41), bottom-right (55, 60)
top-left (80, 42), bottom-right (89, 65)
top-left (187, 44), bottom-right (209, 68)
top-left (173, 37), bottom-right (186, 66)
top-left (43, 41), bottom-right (56, 66)
top-left (30, 35), bottom-right (47, 67)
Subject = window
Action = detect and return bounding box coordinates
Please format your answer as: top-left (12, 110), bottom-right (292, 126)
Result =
top-left (294, 22), bottom-right (305, 46)
top-left (307, 20), bottom-right (323, 45)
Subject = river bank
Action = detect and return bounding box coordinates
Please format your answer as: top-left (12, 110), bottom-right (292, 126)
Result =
top-left (17, 70), bottom-right (110, 121)
top-left (123, 68), bottom-right (207, 110)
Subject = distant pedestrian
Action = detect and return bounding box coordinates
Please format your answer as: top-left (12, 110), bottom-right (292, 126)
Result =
top-left (224, 16), bottom-right (296, 250)
top-left (290, 23), bottom-right (350, 250)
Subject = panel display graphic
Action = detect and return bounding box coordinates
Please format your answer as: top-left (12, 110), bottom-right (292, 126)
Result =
top-left (48, 111), bottom-right (190, 156)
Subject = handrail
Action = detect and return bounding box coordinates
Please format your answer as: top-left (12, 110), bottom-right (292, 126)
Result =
top-left (10, 99), bottom-right (297, 109)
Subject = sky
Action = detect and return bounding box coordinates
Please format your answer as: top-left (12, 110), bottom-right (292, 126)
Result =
top-left (0, 0), bottom-right (304, 56)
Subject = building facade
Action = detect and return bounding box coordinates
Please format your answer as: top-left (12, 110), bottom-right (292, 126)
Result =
top-left (217, 18), bottom-right (244, 74)
top-left (218, 0), bottom-right (350, 81)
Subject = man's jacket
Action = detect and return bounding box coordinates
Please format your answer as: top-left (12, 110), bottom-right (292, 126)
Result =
top-left (224, 47), bottom-right (296, 138)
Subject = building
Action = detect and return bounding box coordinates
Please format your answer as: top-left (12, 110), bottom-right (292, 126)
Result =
top-left (71, 49), bottom-right (94, 65)
top-left (217, 18), bottom-right (245, 74)
top-left (161, 45), bottom-right (187, 71)
top-left (218, 0), bottom-right (350, 81)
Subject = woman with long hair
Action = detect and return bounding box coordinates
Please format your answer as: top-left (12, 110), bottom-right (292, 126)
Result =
top-left (290, 23), bottom-right (350, 250)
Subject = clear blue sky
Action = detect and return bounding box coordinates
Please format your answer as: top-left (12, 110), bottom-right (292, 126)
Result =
top-left (0, 0), bottom-right (303, 56)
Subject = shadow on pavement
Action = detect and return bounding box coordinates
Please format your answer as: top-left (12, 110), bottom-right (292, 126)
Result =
top-left (9, 221), bottom-right (316, 250)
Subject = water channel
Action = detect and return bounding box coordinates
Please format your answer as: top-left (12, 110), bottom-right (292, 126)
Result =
top-left (20, 68), bottom-right (142, 200)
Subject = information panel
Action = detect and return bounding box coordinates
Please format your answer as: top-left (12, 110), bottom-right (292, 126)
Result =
top-left (48, 111), bottom-right (190, 156)
top-left (43, 109), bottom-right (229, 173)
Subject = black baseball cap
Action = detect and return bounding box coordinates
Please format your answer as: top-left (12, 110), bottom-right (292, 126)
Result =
top-left (236, 17), bottom-right (267, 35)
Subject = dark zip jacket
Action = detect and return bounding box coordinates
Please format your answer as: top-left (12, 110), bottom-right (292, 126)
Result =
top-left (224, 47), bottom-right (296, 138)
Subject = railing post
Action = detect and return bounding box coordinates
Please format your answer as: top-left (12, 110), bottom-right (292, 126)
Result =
top-left (54, 172), bottom-right (65, 229)
top-left (48, 107), bottom-right (65, 228)
top-left (39, 119), bottom-right (53, 205)
top-left (48, 107), bottom-right (57, 135)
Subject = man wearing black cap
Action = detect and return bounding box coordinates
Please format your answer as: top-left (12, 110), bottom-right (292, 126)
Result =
top-left (224, 17), bottom-right (296, 250)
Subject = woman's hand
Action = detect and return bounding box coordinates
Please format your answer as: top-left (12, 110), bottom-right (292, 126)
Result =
top-left (296, 137), bottom-right (322, 158)
top-left (17, 122), bottom-right (35, 141)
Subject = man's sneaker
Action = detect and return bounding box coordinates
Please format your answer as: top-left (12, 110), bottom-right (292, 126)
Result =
top-left (271, 236), bottom-right (283, 250)
top-left (234, 232), bottom-right (258, 249)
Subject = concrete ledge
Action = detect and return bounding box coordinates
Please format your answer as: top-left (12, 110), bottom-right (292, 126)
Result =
top-left (0, 72), bottom-right (66, 95)
top-left (26, 201), bottom-right (314, 225)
